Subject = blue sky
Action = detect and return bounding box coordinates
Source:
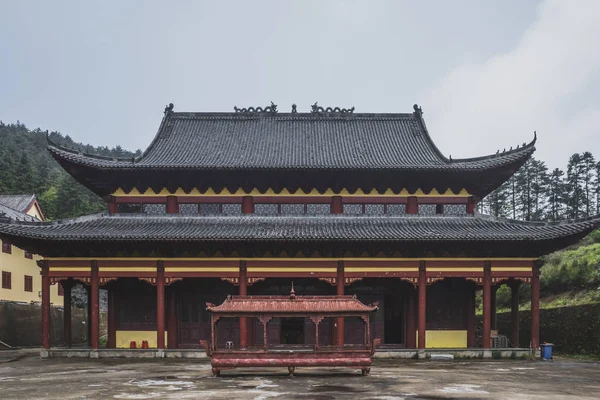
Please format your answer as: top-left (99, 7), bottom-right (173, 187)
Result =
top-left (1, 0), bottom-right (598, 169)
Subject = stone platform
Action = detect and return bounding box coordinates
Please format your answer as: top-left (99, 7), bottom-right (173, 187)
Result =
top-left (42, 347), bottom-right (534, 360)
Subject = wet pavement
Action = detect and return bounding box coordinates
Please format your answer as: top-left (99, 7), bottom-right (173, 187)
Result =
top-left (1, 353), bottom-right (599, 399)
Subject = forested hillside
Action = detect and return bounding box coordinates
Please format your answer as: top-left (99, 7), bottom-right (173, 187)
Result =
top-left (0, 121), bottom-right (140, 220)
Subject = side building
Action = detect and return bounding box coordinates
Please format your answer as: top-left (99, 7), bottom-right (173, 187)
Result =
top-left (0, 194), bottom-right (63, 304)
top-left (0, 103), bottom-right (598, 356)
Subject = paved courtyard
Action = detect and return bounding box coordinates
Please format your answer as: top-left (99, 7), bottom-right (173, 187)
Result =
top-left (1, 353), bottom-right (599, 399)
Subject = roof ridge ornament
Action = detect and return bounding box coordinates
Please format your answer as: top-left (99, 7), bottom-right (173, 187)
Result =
top-left (311, 102), bottom-right (355, 114)
top-left (164, 103), bottom-right (174, 115)
top-left (413, 104), bottom-right (423, 117)
top-left (290, 281), bottom-right (296, 300)
top-left (234, 102), bottom-right (278, 113)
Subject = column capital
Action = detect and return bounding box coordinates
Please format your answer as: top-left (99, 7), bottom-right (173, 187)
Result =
top-left (483, 260), bottom-right (492, 271)
top-left (239, 260), bottom-right (247, 271)
top-left (419, 260), bottom-right (426, 271)
top-left (533, 259), bottom-right (543, 272)
top-left (337, 260), bottom-right (344, 272)
top-left (157, 260), bottom-right (165, 272)
top-left (91, 260), bottom-right (99, 272)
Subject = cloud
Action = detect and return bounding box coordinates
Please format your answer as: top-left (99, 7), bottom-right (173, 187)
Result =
top-left (420, 0), bottom-right (600, 169)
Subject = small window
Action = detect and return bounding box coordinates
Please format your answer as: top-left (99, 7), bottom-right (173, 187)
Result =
top-left (306, 204), bottom-right (330, 215)
top-left (24, 275), bottom-right (33, 292)
top-left (364, 204), bottom-right (385, 215)
top-left (344, 204), bottom-right (363, 215)
top-left (200, 204), bottom-right (221, 215)
top-left (58, 283), bottom-right (64, 296)
top-left (255, 204), bottom-right (279, 215)
top-left (386, 204), bottom-right (406, 215)
top-left (24, 251), bottom-right (33, 259)
top-left (2, 240), bottom-right (11, 254)
top-left (179, 203), bottom-right (199, 214)
top-left (142, 204), bottom-right (166, 214)
top-left (2, 271), bottom-right (11, 289)
top-left (117, 203), bottom-right (143, 213)
top-left (281, 204), bottom-right (305, 215)
top-left (418, 204), bottom-right (436, 215)
top-left (222, 203), bottom-right (242, 215)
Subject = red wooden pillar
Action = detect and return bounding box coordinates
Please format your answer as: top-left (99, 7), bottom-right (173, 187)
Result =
top-left (466, 284), bottom-right (476, 348)
top-left (336, 262), bottom-right (344, 347)
top-left (510, 280), bottom-right (521, 348)
top-left (167, 288), bottom-right (178, 349)
top-left (531, 262), bottom-right (541, 350)
top-left (482, 261), bottom-right (492, 349)
top-left (157, 261), bottom-right (165, 349)
top-left (86, 286), bottom-right (92, 347)
top-left (466, 197), bottom-right (476, 214)
top-left (417, 260), bottom-right (426, 349)
top-left (166, 195), bottom-right (179, 214)
top-left (331, 196), bottom-right (343, 214)
top-left (239, 262), bottom-right (248, 349)
top-left (107, 197), bottom-right (118, 215)
top-left (407, 196), bottom-right (418, 214)
top-left (41, 261), bottom-right (50, 350)
top-left (406, 288), bottom-right (416, 349)
top-left (491, 285), bottom-right (498, 330)
top-left (242, 196), bottom-right (254, 214)
top-left (90, 261), bottom-right (100, 350)
top-left (107, 287), bottom-right (117, 349)
top-left (63, 279), bottom-right (72, 348)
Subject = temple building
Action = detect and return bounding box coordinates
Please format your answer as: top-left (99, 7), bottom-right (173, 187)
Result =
top-left (0, 103), bottom-right (598, 356)
top-left (0, 194), bottom-right (63, 304)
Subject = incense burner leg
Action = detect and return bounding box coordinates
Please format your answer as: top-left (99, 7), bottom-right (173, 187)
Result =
top-left (288, 366), bottom-right (295, 377)
top-left (362, 368), bottom-right (370, 376)
top-left (212, 368), bottom-right (220, 377)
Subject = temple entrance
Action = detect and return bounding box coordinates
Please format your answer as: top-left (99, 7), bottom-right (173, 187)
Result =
top-left (384, 294), bottom-right (404, 344)
top-left (280, 318), bottom-right (305, 344)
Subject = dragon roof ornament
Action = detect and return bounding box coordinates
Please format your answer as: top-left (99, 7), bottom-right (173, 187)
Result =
top-left (234, 102), bottom-right (278, 113)
top-left (311, 102), bottom-right (355, 114)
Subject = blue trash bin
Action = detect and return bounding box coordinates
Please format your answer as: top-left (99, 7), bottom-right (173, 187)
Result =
top-left (540, 343), bottom-right (553, 360)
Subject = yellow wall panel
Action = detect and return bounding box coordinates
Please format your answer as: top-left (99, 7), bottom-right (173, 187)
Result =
top-left (116, 331), bottom-right (168, 349)
top-left (414, 330), bottom-right (468, 348)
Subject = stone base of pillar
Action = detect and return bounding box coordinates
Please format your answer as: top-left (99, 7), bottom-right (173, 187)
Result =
top-left (40, 349), bottom-right (50, 359)
top-left (89, 350), bottom-right (99, 359)
top-left (418, 350), bottom-right (427, 359)
top-left (156, 349), bottom-right (165, 359)
top-left (482, 349), bottom-right (492, 359)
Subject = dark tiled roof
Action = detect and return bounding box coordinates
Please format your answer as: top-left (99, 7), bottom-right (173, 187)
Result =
top-left (0, 204), bottom-right (38, 222)
top-left (47, 110), bottom-right (536, 171)
top-left (207, 295), bottom-right (378, 314)
top-left (0, 213), bottom-right (597, 242)
top-left (0, 194), bottom-right (35, 213)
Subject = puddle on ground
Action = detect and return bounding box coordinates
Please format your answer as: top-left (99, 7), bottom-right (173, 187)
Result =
top-left (310, 384), bottom-right (367, 393)
top-left (438, 384), bottom-right (489, 395)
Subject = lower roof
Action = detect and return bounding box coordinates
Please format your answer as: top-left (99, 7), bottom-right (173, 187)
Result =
top-left (207, 295), bottom-right (378, 314)
top-left (0, 213), bottom-right (597, 243)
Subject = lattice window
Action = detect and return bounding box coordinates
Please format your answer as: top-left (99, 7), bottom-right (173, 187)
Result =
top-left (142, 204), bottom-right (166, 215)
top-left (281, 204), bottom-right (305, 215)
top-left (1, 240), bottom-right (10, 254)
top-left (179, 203), bottom-right (199, 214)
top-left (386, 204), bottom-right (406, 215)
top-left (364, 204), bottom-right (385, 215)
top-left (255, 204), bottom-right (279, 215)
top-left (306, 204), bottom-right (330, 215)
top-left (418, 204), bottom-right (437, 215)
top-left (222, 204), bottom-right (242, 215)
top-left (200, 204), bottom-right (221, 215)
top-left (117, 203), bottom-right (142, 213)
top-left (2, 271), bottom-right (11, 289)
top-left (344, 204), bottom-right (363, 215)
top-left (24, 275), bottom-right (33, 292)
top-left (444, 204), bottom-right (467, 216)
